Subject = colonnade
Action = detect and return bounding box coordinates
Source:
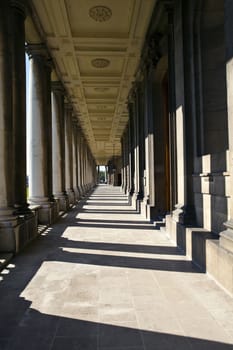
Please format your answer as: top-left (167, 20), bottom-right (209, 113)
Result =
top-left (121, 0), bottom-right (233, 295)
top-left (0, 1), bottom-right (96, 253)
top-left (121, 42), bottom-right (160, 219)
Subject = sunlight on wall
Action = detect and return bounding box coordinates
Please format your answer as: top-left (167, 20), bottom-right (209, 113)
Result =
top-left (176, 106), bottom-right (184, 204)
top-left (26, 53), bottom-right (30, 198)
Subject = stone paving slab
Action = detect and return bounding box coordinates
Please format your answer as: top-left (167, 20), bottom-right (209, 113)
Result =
top-left (0, 185), bottom-right (233, 350)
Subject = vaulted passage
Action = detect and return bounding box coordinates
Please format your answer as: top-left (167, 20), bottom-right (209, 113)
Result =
top-left (0, 185), bottom-right (233, 349)
top-left (1, 0), bottom-right (233, 347)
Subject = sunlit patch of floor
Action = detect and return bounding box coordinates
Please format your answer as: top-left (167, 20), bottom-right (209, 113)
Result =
top-left (0, 186), bottom-right (233, 349)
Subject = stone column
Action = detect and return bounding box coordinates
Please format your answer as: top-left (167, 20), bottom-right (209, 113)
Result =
top-left (128, 103), bottom-right (135, 198)
top-left (64, 102), bottom-right (75, 204)
top-left (51, 81), bottom-right (69, 212)
top-left (76, 127), bottom-right (82, 196)
top-left (76, 129), bottom-right (81, 194)
top-left (121, 136), bottom-right (125, 191)
top-left (87, 148), bottom-right (91, 188)
top-left (79, 134), bottom-right (85, 194)
top-left (72, 121), bottom-right (79, 199)
top-left (11, 0), bottom-right (28, 213)
top-left (84, 141), bottom-right (87, 190)
top-left (0, 1), bottom-right (18, 252)
top-left (125, 125), bottom-right (130, 194)
top-left (138, 82), bottom-right (145, 201)
top-left (27, 44), bottom-right (56, 224)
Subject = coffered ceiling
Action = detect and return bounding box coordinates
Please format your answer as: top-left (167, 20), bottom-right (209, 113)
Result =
top-left (26, 0), bottom-right (156, 164)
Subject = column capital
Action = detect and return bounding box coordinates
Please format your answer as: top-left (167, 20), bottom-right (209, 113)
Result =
top-left (26, 43), bottom-right (53, 68)
top-left (64, 97), bottom-right (72, 108)
top-left (10, 0), bottom-right (26, 18)
top-left (51, 81), bottom-right (65, 95)
top-left (161, 0), bottom-right (174, 12)
top-left (147, 34), bottom-right (162, 67)
top-left (128, 81), bottom-right (141, 104)
top-left (72, 115), bottom-right (79, 125)
top-left (140, 33), bottom-right (162, 75)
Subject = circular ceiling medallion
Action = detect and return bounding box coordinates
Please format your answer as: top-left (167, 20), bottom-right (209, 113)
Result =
top-left (89, 6), bottom-right (112, 22)
top-left (92, 58), bottom-right (110, 68)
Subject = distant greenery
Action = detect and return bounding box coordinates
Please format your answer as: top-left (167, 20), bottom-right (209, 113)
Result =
top-left (99, 170), bottom-right (106, 183)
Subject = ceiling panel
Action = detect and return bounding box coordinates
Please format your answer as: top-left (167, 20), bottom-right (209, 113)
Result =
top-left (66, 0), bottom-right (134, 37)
top-left (30, 0), bottom-right (156, 164)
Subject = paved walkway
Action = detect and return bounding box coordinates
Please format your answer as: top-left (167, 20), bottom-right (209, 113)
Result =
top-left (0, 185), bottom-right (233, 350)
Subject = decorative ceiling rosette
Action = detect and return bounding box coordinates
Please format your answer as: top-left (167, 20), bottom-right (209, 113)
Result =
top-left (91, 58), bottom-right (110, 68)
top-left (89, 6), bottom-right (112, 22)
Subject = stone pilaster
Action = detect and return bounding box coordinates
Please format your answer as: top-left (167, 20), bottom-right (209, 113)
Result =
top-left (170, 1), bottom-right (196, 225)
top-left (129, 84), bottom-right (143, 210)
top-left (167, 3), bottom-right (177, 211)
top-left (219, 0), bottom-right (233, 253)
top-left (51, 81), bottom-right (69, 212)
top-left (141, 36), bottom-right (161, 220)
top-left (27, 44), bottom-right (57, 225)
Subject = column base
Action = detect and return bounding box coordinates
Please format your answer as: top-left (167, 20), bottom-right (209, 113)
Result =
top-left (206, 238), bottom-right (233, 296)
top-left (205, 220), bottom-right (233, 295)
top-left (73, 187), bottom-right (80, 201)
top-left (131, 193), bottom-right (137, 210)
top-left (131, 192), bottom-right (143, 212)
top-left (140, 196), bottom-right (156, 221)
top-left (55, 193), bottom-right (69, 212)
top-left (0, 214), bottom-right (18, 253)
top-left (165, 213), bottom-right (218, 269)
top-left (139, 199), bottom-right (147, 219)
top-left (13, 203), bottom-right (31, 215)
top-left (219, 220), bottom-right (233, 253)
top-left (172, 204), bottom-right (196, 225)
top-left (78, 185), bottom-right (85, 198)
top-left (67, 189), bottom-right (75, 206)
top-left (0, 211), bottom-right (37, 253)
top-left (37, 201), bottom-right (57, 225)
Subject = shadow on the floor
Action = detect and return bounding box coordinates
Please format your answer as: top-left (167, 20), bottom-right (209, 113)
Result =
top-left (87, 198), bottom-right (128, 201)
top-left (0, 188), bottom-right (231, 348)
top-left (75, 221), bottom-right (157, 230)
top-left (0, 303), bottom-right (232, 350)
top-left (79, 209), bottom-right (140, 214)
top-left (58, 240), bottom-right (183, 255)
top-left (84, 202), bottom-right (131, 206)
top-left (76, 218), bottom-right (151, 225)
top-left (50, 249), bottom-right (198, 273)
top-left (90, 195), bottom-right (127, 198)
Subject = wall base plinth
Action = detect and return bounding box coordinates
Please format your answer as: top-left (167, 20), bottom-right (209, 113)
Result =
top-left (0, 211), bottom-right (38, 253)
top-left (37, 202), bottom-right (57, 225)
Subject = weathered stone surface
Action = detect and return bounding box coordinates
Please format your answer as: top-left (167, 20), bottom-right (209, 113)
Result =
top-left (1, 186), bottom-right (232, 349)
